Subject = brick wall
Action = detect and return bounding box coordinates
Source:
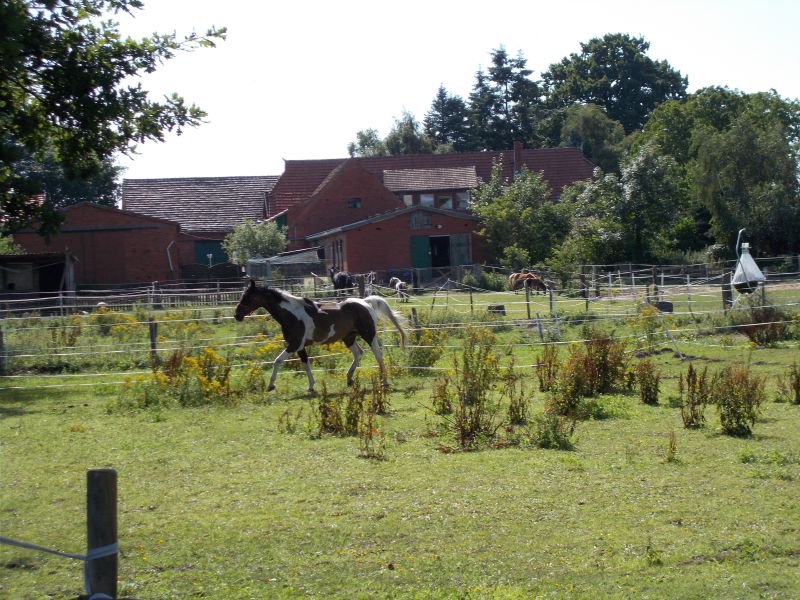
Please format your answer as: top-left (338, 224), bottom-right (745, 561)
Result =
top-left (14, 203), bottom-right (182, 285)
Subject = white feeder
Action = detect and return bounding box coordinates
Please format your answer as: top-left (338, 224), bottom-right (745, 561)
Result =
top-left (732, 230), bottom-right (765, 294)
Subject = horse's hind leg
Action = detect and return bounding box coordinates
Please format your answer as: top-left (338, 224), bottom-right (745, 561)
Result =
top-left (346, 342), bottom-right (364, 386)
top-left (369, 338), bottom-right (388, 386)
top-left (268, 349), bottom-right (292, 391)
top-left (298, 348), bottom-right (315, 393)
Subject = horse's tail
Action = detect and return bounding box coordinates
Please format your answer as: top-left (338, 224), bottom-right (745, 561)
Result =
top-left (363, 295), bottom-right (407, 349)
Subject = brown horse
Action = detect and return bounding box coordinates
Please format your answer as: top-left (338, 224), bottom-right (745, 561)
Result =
top-left (509, 271), bottom-right (549, 294)
top-left (234, 279), bottom-right (407, 392)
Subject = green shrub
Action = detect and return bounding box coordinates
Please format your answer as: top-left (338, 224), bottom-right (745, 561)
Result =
top-left (462, 269), bottom-right (508, 292)
top-left (679, 364), bottom-right (710, 429)
top-left (113, 347), bottom-right (237, 410)
top-left (546, 346), bottom-right (590, 417)
top-left (710, 366), bottom-right (766, 437)
top-left (503, 358), bottom-right (529, 425)
top-left (731, 296), bottom-right (789, 347)
top-left (636, 359), bottom-right (661, 406)
top-left (775, 362), bottom-right (800, 404)
top-left (583, 327), bottom-right (628, 394)
top-left (406, 327), bottom-right (448, 373)
top-left (525, 413), bottom-right (576, 450)
top-left (536, 343), bottom-right (560, 392)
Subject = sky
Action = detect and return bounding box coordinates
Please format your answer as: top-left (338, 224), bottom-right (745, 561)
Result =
top-left (115, 0), bottom-right (800, 180)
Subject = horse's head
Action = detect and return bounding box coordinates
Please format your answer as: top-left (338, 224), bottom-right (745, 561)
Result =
top-left (234, 279), bottom-right (261, 322)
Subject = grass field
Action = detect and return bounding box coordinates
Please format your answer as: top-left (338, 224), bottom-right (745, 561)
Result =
top-left (1, 285), bottom-right (799, 599)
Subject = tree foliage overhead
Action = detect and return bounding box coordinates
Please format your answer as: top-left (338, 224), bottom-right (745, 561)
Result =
top-left (543, 34), bottom-right (688, 134)
top-left (0, 0), bottom-right (226, 235)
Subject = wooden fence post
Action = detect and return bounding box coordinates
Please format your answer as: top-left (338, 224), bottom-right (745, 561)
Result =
top-left (469, 288), bottom-right (473, 315)
top-left (721, 272), bottom-right (733, 311)
top-left (0, 320), bottom-right (6, 375)
top-left (525, 282), bottom-right (531, 320)
top-left (548, 286), bottom-right (554, 316)
top-left (410, 307), bottom-right (421, 343)
top-left (87, 468), bottom-right (117, 599)
top-left (149, 320), bottom-right (159, 365)
top-left (357, 275), bottom-right (365, 298)
top-left (535, 312), bottom-right (544, 342)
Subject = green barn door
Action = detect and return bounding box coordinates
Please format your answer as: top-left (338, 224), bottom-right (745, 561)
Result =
top-left (449, 233), bottom-right (471, 267)
top-left (410, 235), bottom-right (432, 282)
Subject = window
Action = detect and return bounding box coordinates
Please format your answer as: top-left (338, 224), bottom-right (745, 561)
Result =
top-left (420, 193), bottom-right (434, 207)
top-left (410, 211), bottom-right (432, 229)
top-left (455, 191), bottom-right (470, 210)
top-left (437, 194), bottom-right (453, 209)
top-left (347, 197), bottom-right (362, 208)
top-left (403, 194), bottom-right (413, 207)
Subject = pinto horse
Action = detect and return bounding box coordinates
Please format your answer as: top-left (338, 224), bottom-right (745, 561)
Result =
top-left (234, 279), bottom-right (407, 392)
top-left (388, 276), bottom-right (410, 302)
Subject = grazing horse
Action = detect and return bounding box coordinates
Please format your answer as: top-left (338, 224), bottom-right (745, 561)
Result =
top-left (234, 279), bottom-right (407, 392)
top-left (329, 266), bottom-right (355, 296)
top-left (388, 276), bottom-right (410, 302)
top-left (509, 271), bottom-right (549, 294)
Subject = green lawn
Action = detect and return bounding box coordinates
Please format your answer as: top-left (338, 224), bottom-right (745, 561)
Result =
top-left (1, 288), bottom-right (799, 599)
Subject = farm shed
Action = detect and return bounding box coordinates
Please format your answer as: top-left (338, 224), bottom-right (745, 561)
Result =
top-left (246, 247), bottom-right (324, 280)
top-left (121, 175), bottom-right (279, 275)
top-left (0, 252), bottom-right (75, 294)
top-left (306, 206), bottom-right (485, 279)
top-left (12, 203), bottom-right (181, 286)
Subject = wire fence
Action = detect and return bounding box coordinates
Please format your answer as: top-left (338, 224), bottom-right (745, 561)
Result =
top-left (1, 269), bottom-right (798, 389)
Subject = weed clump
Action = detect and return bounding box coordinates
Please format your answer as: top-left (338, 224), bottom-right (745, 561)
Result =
top-left (775, 362), bottom-right (800, 404)
top-left (635, 359), bottom-right (661, 406)
top-left (678, 364), bottom-right (710, 429)
top-left (710, 366), bottom-right (766, 437)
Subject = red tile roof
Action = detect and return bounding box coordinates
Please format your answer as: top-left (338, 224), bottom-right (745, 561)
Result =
top-left (122, 176), bottom-right (279, 234)
top-left (383, 167), bottom-right (479, 192)
top-left (269, 147), bottom-right (594, 212)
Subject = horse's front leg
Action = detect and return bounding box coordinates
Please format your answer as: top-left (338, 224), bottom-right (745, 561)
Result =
top-left (345, 342), bottom-right (364, 386)
top-left (268, 349), bottom-right (292, 391)
top-left (298, 348), bottom-right (315, 393)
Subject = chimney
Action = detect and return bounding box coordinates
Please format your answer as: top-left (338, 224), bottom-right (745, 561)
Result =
top-left (513, 141), bottom-right (523, 176)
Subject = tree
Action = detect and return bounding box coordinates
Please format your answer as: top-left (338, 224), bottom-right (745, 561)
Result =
top-left (18, 151), bottom-right (124, 209)
top-left (543, 33), bottom-right (687, 133)
top-left (485, 47), bottom-right (541, 149)
top-left (618, 142), bottom-right (685, 260)
top-left (0, 234), bottom-right (23, 255)
top-left (692, 110), bottom-right (800, 254)
top-left (1, 0), bottom-right (226, 235)
top-left (222, 220), bottom-right (287, 266)
top-left (423, 85), bottom-right (469, 152)
top-left (552, 170), bottom-right (627, 268)
top-left (348, 129), bottom-right (388, 157)
top-left (471, 162), bottom-right (571, 264)
top-left (559, 103), bottom-right (626, 173)
top-left (466, 48), bottom-right (543, 150)
top-left (384, 111), bottom-right (434, 155)
top-left (640, 88), bottom-right (800, 254)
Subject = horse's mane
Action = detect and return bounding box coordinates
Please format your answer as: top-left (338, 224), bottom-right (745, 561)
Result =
top-left (258, 285), bottom-right (321, 316)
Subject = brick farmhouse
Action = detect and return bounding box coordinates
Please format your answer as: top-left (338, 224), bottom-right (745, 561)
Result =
top-left (11, 144), bottom-right (593, 289)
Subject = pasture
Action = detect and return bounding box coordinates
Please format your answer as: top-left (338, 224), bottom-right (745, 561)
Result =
top-left (1, 279), bottom-right (799, 599)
